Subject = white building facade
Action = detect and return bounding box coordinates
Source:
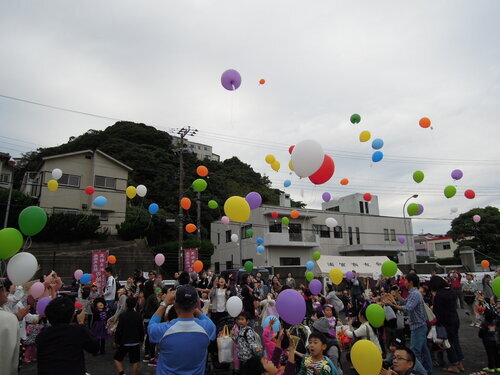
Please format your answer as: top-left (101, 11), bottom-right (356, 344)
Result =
top-left (171, 136), bottom-right (220, 162)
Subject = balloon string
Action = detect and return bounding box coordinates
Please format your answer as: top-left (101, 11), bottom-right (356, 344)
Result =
top-left (23, 236), bottom-right (32, 251)
top-left (0, 259), bottom-right (5, 277)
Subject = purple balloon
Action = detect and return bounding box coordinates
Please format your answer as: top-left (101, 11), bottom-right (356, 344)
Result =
top-left (398, 236), bottom-right (406, 244)
top-left (451, 169), bottom-right (463, 181)
top-left (322, 192), bottom-right (331, 202)
top-left (36, 297), bottom-right (52, 316)
top-left (221, 69), bottom-right (242, 91)
top-left (346, 271), bottom-right (355, 281)
top-left (417, 204), bottom-right (424, 216)
top-left (245, 192), bottom-right (262, 210)
top-left (309, 279), bottom-right (322, 295)
top-left (276, 289), bottom-right (306, 326)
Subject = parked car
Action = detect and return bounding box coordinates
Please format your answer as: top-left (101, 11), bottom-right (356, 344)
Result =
top-left (220, 268), bottom-right (270, 285)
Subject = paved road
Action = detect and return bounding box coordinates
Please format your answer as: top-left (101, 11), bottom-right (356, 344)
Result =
top-left (20, 310), bottom-right (486, 375)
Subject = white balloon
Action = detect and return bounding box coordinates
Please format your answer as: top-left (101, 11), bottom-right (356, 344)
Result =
top-left (226, 296), bottom-right (243, 317)
top-left (291, 140), bottom-right (325, 178)
top-left (136, 184), bottom-right (148, 197)
top-left (325, 217), bottom-right (338, 229)
top-left (51, 168), bottom-right (63, 180)
top-left (450, 207), bottom-right (458, 213)
top-left (7, 252), bottom-right (38, 285)
top-left (231, 234), bottom-right (239, 243)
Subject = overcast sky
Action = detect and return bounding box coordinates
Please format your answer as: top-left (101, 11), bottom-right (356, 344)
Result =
top-left (1, 1), bottom-right (499, 235)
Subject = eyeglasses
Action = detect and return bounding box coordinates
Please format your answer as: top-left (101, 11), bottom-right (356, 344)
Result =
top-left (393, 356), bottom-right (411, 362)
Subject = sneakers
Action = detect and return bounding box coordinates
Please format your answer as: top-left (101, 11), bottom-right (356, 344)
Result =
top-left (143, 355), bottom-right (150, 363)
top-left (148, 359), bottom-right (157, 367)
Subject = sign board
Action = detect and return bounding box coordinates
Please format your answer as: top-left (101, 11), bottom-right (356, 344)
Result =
top-left (315, 255), bottom-right (402, 278)
top-left (184, 248), bottom-right (198, 273)
top-left (91, 250), bottom-right (109, 291)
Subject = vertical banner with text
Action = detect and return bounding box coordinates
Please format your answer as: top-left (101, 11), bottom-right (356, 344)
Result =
top-left (91, 250), bottom-right (109, 292)
top-left (184, 248), bottom-right (198, 273)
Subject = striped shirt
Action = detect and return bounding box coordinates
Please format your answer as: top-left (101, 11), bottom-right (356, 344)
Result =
top-left (401, 287), bottom-right (426, 331)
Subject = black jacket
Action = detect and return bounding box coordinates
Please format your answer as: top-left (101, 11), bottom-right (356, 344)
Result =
top-left (115, 310), bottom-right (145, 345)
top-left (144, 294), bottom-right (160, 319)
top-left (433, 288), bottom-right (460, 327)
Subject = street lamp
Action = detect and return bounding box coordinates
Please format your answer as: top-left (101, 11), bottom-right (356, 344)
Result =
top-left (402, 194), bottom-right (418, 264)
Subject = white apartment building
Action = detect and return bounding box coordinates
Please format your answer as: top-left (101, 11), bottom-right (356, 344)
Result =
top-left (0, 152), bottom-right (15, 189)
top-left (211, 193), bottom-right (416, 272)
top-left (414, 234), bottom-right (457, 259)
top-left (171, 136), bottom-right (220, 162)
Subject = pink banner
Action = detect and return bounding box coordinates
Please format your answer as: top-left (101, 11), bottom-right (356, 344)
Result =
top-left (184, 249), bottom-right (198, 273)
top-left (91, 250), bottom-right (109, 291)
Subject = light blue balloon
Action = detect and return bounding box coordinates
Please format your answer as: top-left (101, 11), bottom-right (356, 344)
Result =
top-left (148, 203), bottom-right (159, 215)
top-left (284, 179), bottom-right (291, 188)
top-left (372, 138), bottom-right (384, 150)
top-left (80, 273), bottom-right (91, 284)
top-left (306, 260), bottom-right (315, 271)
top-left (93, 196), bottom-right (108, 207)
top-left (372, 151), bottom-right (384, 163)
top-left (256, 237), bottom-right (264, 245)
top-left (257, 245), bottom-right (265, 254)
top-left (263, 315), bottom-right (280, 333)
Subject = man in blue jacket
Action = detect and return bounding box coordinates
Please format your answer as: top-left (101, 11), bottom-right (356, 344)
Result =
top-left (148, 284), bottom-right (216, 375)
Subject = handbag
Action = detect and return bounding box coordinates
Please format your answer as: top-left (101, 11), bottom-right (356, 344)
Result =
top-left (424, 303), bottom-right (437, 326)
top-left (396, 311), bottom-right (405, 330)
top-left (217, 325), bottom-right (234, 363)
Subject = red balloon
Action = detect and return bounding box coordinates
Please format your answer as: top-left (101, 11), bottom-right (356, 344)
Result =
top-left (308, 155), bottom-right (335, 185)
top-left (85, 186), bottom-right (95, 195)
top-left (464, 189), bottom-right (475, 199)
top-left (271, 211), bottom-right (279, 219)
top-left (90, 273), bottom-right (96, 282)
top-left (74, 301), bottom-right (83, 309)
top-left (288, 145), bottom-right (295, 154)
top-left (363, 193), bottom-right (372, 202)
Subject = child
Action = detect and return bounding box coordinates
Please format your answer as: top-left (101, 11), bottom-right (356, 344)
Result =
top-left (232, 311), bottom-right (262, 370)
top-left (23, 315), bottom-right (41, 363)
top-left (298, 332), bottom-right (338, 375)
top-left (323, 305), bottom-right (338, 338)
top-left (201, 292), bottom-right (210, 316)
top-left (91, 298), bottom-right (110, 355)
top-left (479, 308), bottom-right (500, 372)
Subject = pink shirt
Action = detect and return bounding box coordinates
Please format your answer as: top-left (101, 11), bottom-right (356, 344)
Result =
top-left (41, 275), bottom-right (62, 299)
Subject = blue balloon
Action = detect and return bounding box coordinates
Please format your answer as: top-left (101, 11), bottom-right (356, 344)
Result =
top-left (306, 260), bottom-right (315, 271)
top-left (372, 138), bottom-right (384, 150)
top-left (148, 203), bottom-right (159, 215)
top-left (372, 151), bottom-right (384, 163)
top-left (284, 179), bottom-right (291, 188)
top-left (257, 245), bottom-right (265, 254)
top-left (93, 196), bottom-right (108, 207)
top-left (263, 315), bottom-right (280, 333)
top-left (80, 273), bottom-right (91, 285)
top-left (256, 237), bottom-right (264, 245)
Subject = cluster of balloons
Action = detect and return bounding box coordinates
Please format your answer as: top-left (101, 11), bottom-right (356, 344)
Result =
top-left (256, 236), bottom-right (265, 254)
top-left (126, 185), bottom-right (147, 199)
top-left (46, 168), bottom-right (63, 192)
top-left (265, 154), bottom-right (281, 172)
top-left (407, 202), bottom-right (424, 216)
top-left (290, 140), bottom-right (335, 185)
top-left (305, 251), bottom-right (321, 282)
top-left (358, 129), bottom-right (384, 163)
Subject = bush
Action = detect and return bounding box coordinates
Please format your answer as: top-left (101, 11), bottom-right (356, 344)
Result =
top-left (34, 213), bottom-right (105, 243)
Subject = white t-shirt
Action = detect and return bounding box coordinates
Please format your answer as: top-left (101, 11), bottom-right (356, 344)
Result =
top-left (0, 309), bottom-right (20, 375)
top-left (216, 288), bottom-right (227, 312)
top-left (104, 276), bottom-right (116, 300)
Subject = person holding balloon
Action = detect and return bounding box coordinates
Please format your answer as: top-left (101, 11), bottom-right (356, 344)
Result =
top-left (40, 270), bottom-right (62, 300)
top-left (344, 308), bottom-right (382, 351)
top-left (209, 276), bottom-right (230, 325)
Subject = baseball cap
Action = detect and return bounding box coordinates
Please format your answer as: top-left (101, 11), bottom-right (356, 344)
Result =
top-left (175, 284), bottom-right (199, 308)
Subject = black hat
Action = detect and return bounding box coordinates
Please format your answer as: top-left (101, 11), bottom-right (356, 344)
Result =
top-left (175, 285), bottom-right (198, 307)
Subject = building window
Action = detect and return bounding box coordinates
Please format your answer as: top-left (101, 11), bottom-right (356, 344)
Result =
top-left (327, 206), bottom-right (340, 212)
top-left (348, 227), bottom-right (353, 245)
top-left (334, 226), bottom-right (343, 238)
top-left (190, 144), bottom-right (195, 148)
top-left (384, 229), bottom-right (389, 241)
top-left (225, 230), bottom-right (231, 243)
top-left (359, 201), bottom-right (364, 213)
top-left (313, 224), bottom-right (330, 238)
top-left (356, 227), bottom-right (360, 244)
top-left (280, 257), bottom-right (301, 266)
top-left (53, 208), bottom-right (79, 215)
top-left (204, 146), bottom-right (208, 151)
top-left (215, 262), bottom-right (220, 273)
top-left (365, 202), bottom-right (369, 214)
top-left (92, 210), bottom-right (109, 221)
top-left (241, 224), bottom-right (253, 239)
top-left (94, 175), bottom-right (116, 189)
top-left (390, 229), bottom-right (396, 241)
top-left (289, 223), bottom-right (302, 242)
top-left (0, 173), bottom-right (10, 183)
top-left (198, 145), bottom-right (201, 149)
top-left (269, 222), bottom-right (282, 233)
top-left (435, 242), bottom-right (451, 250)
top-left (226, 261), bottom-right (233, 270)
top-left (217, 232), bottom-right (220, 245)
top-left (58, 174), bottom-right (80, 188)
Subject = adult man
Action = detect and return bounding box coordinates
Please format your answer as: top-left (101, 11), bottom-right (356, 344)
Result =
top-left (388, 274), bottom-right (432, 375)
top-left (380, 347), bottom-right (425, 375)
top-left (148, 285), bottom-right (216, 374)
top-left (104, 267), bottom-right (117, 309)
top-left (0, 279), bottom-right (20, 375)
top-left (447, 270), bottom-right (463, 309)
top-left (143, 270), bottom-right (160, 300)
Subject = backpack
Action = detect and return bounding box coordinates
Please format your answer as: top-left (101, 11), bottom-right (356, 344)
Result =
top-left (243, 327), bottom-right (262, 353)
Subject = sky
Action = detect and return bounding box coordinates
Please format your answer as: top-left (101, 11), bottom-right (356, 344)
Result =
top-left (1, 0), bottom-right (500, 235)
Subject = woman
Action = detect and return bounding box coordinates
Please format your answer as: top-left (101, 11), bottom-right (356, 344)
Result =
top-left (40, 271), bottom-right (62, 299)
top-left (345, 307), bottom-right (381, 351)
top-left (430, 275), bottom-right (464, 373)
top-left (210, 276), bottom-right (230, 324)
top-left (271, 276), bottom-right (283, 294)
top-left (463, 273), bottom-right (478, 326)
top-left (325, 283), bottom-right (345, 316)
top-left (241, 274), bottom-right (258, 326)
top-left (482, 274), bottom-right (494, 300)
top-left (260, 293), bottom-right (279, 325)
top-left (285, 273), bottom-right (295, 289)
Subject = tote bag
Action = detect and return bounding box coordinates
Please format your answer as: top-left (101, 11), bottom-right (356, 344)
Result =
top-left (217, 325), bottom-right (234, 363)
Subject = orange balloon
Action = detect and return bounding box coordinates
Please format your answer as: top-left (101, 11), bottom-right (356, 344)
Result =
top-left (290, 210), bottom-right (299, 219)
top-left (108, 255), bottom-right (116, 264)
top-left (481, 260), bottom-right (490, 269)
top-left (259, 79), bottom-right (266, 85)
top-left (180, 197), bottom-right (191, 210)
top-left (193, 260), bottom-right (204, 273)
top-left (185, 223), bottom-right (197, 233)
top-left (419, 117), bottom-right (431, 128)
top-left (340, 178), bottom-right (349, 186)
top-left (196, 166), bottom-right (208, 177)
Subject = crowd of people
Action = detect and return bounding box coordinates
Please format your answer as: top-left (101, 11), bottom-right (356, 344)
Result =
top-left (0, 266), bottom-right (498, 375)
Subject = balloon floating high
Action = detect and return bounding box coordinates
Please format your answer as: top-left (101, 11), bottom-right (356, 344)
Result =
top-left (93, 196), bottom-right (108, 207)
top-left (0, 228), bottom-right (24, 259)
top-left (18, 206), bottom-right (47, 236)
top-left (256, 237), bottom-right (264, 245)
top-left (246, 228), bottom-right (254, 238)
top-left (371, 138), bottom-right (384, 150)
top-left (398, 236), bottom-right (406, 244)
top-left (208, 200), bottom-right (218, 209)
top-left (196, 166), bottom-right (208, 177)
top-left (381, 260), bottom-right (398, 277)
top-left (363, 193), bottom-right (372, 202)
top-left (259, 79), bottom-right (266, 85)
top-left (221, 69), bottom-right (242, 91)
top-left (51, 168), bottom-right (63, 180)
top-left (257, 245), bottom-right (265, 254)
top-left (366, 303), bottom-right (386, 328)
top-left (322, 192), bottom-right (331, 202)
top-left (288, 160), bottom-right (294, 171)
top-left (284, 179), bottom-right (291, 188)
top-left (291, 139), bottom-right (325, 178)
top-left (155, 253), bottom-right (165, 266)
top-left (281, 217), bottom-right (289, 226)
top-left (224, 196), bottom-right (251, 222)
top-left (340, 178), bottom-right (349, 185)
top-left (305, 271), bottom-right (314, 282)
top-left (309, 155), bottom-right (335, 185)
top-left (148, 203), bottom-right (159, 215)
top-left (126, 186), bottom-right (137, 199)
top-left (413, 171), bottom-right (424, 183)
top-left (306, 261), bottom-right (314, 271)
top-left (312, 251), bottom-right (321, 261)
top-left (481, 260), bottom-right (490, 269)
top-left (186, 223), bottom-right (197, 233)
top-left (231, 234), bottom-right (239, 243)
top-left (136, 185), bottom-right (147, 197)
top-left (444, 185), bottom-right (457, 199)
top-left (407, 203), bottom-right (419, 216)
top-left (451, 169), bottom-right (463, 181)
top-left (417, 204), bottom-right (424, 216)
top-left (464, 189), bottom-right (475, 199)
top-left (419, 117), bottom-right (431, 129)
top-left (245, 192), bottom-right (262, 210)
top-left (108, 255), bottom-right (117, 264)
top-left (192, 179), bottom-right (207, 192)
top-left (221, 216), bottom-right (230, 225)
top-left (271, 211), bottom-right (279, 219)
top-left (244, 261), bottom-right (254, 273)
top-left (372, 151), bottom-right (384, 163)
top-left (85, 186), bottom-right (95, 195)
top-left (329, 268), bottom-right (343, 285)
top-left (350, 114), bottom-right (361, 124)
top-left (271, 160), bottom-right (280, 172)
top-left (288, 145), bottom-right (295, 154)
top-left (473, 215), bottom-right (481, 223)
top-left (47, 179), bottom-right (58, 192)
top-left (359, 131), bottom-right (371, 143)
top-left (194, 260), bottom-right (203, 273)
top-left (181, 197), bottom-right (192, 210)
top-left (265, 154), bottom-right (276, 164)
top-left (325, 217), bottom-right (338, 229)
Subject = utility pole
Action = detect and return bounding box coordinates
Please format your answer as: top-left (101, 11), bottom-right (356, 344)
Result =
top-left (3, 178), bottom-right (13, 228)
top-left (197, 191), bottom-right (201, 242)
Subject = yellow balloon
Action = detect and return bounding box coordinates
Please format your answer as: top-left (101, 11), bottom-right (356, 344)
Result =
top-left (271, 160), bottom-right (280, 172)
top-left (329, 268), bottom-right (343, 285)
top-left (224, 196), bottom-right (251, 223)
top-left (288, 160), bottom-right (294, 171)
top-left (351, 340), bottom-right (382, 375)
top-left (126, 186), bottom-right (137, 199)
top-left (47, 179), bottom-right (58, 192)
top-left (359, 130), bottom-right (371, 143)
top-left (265, 154), bottom-right (276, 164)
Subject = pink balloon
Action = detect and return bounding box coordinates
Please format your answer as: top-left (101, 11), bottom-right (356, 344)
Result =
top-left (30, 282), bottom-right (45, 299)
top-left (155, 253), bottom-right (165, 267)
top-left (74, 269), bottom-right (83, 280)
top-left (221, 216), bottom-right (230, 225)
top-left (473, 215), bottom-right (481, 223)
top-left (309, 279), bottom-right (322, 295)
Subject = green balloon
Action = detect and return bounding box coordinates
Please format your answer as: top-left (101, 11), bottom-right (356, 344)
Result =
top-left (305, 271), bottom-right (314, 282)
top-left (407, 203), bottom-right (419, 216)
top-left (18, 206), bottom-right (48, 236)
top-left (0, 228), bottom-right (24, 259)
top-left (413, 171), bottom-right (424, 183)
top-left (244, 261), bottom-right (254, 273)
top-left (381, 260), bottom-right (398, 277)
top-left (350, 114), bottom-right (361, 124)
top-left (208, 200), bottom-right (218, 209)
top-left (246, 229), bottom-right (254, 238)
top-left (444, 185), bottom-right (457, 199)
top-left (192, 178), bottom-right (207, 192)
top-left (366, 303), bottom-right (386, 328)
top-left (312, 251), bottom-right (321, 261)
top-left (493, 276), bottom-right (500, 298)
top-left (281, 217), bottom-right (290, 226)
